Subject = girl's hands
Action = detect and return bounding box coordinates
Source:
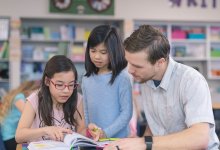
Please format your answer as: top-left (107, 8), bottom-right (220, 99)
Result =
top-left (87, 123), bottom-right (106, 141)
top-left (44, 126), bottom-right (73, 141)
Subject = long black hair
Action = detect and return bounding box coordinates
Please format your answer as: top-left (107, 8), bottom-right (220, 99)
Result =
top-left (38, 55), bottom-right (79, 126)
top-left (85, 25), bottom-right (127, 84)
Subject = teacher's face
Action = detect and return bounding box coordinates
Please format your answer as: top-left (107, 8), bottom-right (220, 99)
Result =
top-left (125, 50), bottom-right (157, 83)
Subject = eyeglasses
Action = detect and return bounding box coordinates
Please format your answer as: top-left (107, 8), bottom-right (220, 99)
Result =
top-left (49, 79), bottom-right (79, 91)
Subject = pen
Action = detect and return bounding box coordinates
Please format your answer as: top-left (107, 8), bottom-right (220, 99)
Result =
top-left (99, 138), bottom-right (120, 142)
top-left (92, 127), bottom-right (101, 132)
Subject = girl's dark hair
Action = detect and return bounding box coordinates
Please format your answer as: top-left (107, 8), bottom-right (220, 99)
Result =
top-left (124, 25), bottom-right (170, 65)
top-left (38, 55), bottom-right (80, 126)
top-left (85, 25), bottom-right (127, 84)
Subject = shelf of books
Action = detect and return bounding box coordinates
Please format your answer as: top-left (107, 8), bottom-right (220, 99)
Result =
top-left (134, 20), bottom-right (220, 102)
top-left (20, 17), bottom-right (124, 83)
top-left (207, 24), bottom-right (220, 103)
top-left (171, 24), bottom-right (206, 62)
top-left (209, 25), bottom-right (220, 80)
top-left (0, 17), bottom-right (10, 91)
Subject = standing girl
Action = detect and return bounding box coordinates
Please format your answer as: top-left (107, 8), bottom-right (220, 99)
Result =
top-left (15, 55), bottom-right (85, 143)
top-left (82, 25), bottom-right (133, 139)
top-left (0, 80), bottom-right (39, 150)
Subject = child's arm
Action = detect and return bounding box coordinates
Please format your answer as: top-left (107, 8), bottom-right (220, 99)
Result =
top-left (15, 101), bottom-right (72, 143)
top-left (87, 123), bottom-right (106, 141)
top-left (16, 101), bottom-right (42, 143)
top-left (14, 94), bottom-right (27, 112)
top-left (14, 99), bottom-right (25, 112)
top-left (103, 77), bottom-right (133, 138)
top-left (75, 98), bottom-right (86, 135)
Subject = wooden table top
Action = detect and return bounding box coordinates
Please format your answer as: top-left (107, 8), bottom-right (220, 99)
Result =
top-left (213, 102), bottom-right (220, 109)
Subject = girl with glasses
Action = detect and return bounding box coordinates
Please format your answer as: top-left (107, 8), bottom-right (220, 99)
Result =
top-left (15, 55), bottom-right (86, 143)
top-left (82, 25), bottom-right (133, 140)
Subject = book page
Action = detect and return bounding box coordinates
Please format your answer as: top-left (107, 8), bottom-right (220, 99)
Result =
top-left (28, 140), bottom-right (69, 150)
top-left (28, 134), bottom-right (112, 150)
top-left (64, 132), bottom-right (109, 148)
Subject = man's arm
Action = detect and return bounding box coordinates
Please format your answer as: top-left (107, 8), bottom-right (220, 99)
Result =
top-left (104, 122), bottom-right (209, 150)
top-left (152, 123), bottom-right (209, 150)
top-left (143, 126), bottom-right (152, 136)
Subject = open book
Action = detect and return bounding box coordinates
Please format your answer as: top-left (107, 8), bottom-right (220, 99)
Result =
top-left (28, 132), bottom-right (111, 150)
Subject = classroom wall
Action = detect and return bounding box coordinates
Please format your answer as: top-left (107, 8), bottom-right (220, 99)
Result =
top-left (116, 0), bottom-right (220, 21)
top-left (0, 0), bottom-right (220, 90)
top-left (0, 0), bottom-right (219, 21)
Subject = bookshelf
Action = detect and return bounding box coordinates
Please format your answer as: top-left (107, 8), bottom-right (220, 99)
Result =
top-left (20, 17), bottom-right (124, 84)
top-left (209, 25), bottom-right (220, 80)
top-left (0, 17), bottom-right (10, 91)
top-left (134, 20), bottom-right (220, 102)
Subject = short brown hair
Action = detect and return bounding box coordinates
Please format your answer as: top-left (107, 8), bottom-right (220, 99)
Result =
top-left (124, 25), bottom-right (170, 64)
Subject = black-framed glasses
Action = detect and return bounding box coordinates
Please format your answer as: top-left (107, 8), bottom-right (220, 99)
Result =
top-left (49, 79), bottom-right (79, 91)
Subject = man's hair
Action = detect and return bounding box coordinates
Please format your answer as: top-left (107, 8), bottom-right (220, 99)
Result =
top-left (124, 25), bottom-right (170, 64)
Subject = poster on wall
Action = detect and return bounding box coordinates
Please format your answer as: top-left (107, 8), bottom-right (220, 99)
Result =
top-left (49, 0), bottom-right (114, 15)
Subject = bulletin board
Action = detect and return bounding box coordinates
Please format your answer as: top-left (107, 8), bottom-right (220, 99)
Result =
top-left (49, 0), bottom-right (114, 15)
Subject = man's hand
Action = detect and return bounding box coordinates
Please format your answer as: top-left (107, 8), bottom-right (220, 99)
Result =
top-left (104, 137), bottom-right (146, 150)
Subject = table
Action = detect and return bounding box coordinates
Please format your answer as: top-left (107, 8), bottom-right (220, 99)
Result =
top-left (17, 143), bottom-right (98, 150)
top-left (213, 102), bottom-right (220, 109)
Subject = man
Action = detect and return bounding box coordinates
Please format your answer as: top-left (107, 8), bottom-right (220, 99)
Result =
top-left (104, 25), bottom-right (219, 150)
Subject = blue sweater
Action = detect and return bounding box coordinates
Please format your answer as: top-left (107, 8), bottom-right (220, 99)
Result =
top-left (82, 70), bottom-right (133, 138)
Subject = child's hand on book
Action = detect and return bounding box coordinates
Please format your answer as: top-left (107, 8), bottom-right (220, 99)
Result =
top-left (87, 123), bottom-right (106, 141)
top-left (44, 126), bottom-right (73, 141)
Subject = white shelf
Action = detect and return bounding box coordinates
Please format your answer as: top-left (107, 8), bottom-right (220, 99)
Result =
top-left (0, 39), bottom-right (8, 42)
top-left (173, 57), bottom-right (207, 61)
top-left (22, 59), bottom-right (48, 63)
top-left (208, 76), bottom-right (220, 80)
top-left (209, 58), bottom-right (220, 61)
top-left (210, 40), bottom-right (220, 43)
top-left (74, 40), bottom-right (87, 43)
top-left (21, 39), bottom-right (70, 43)
top-left (0, 79), bottom-right (9, 82)
top-left (0, 59), bottom-right (9, 62)
top-left (172, 39), bottom-right (206, 43)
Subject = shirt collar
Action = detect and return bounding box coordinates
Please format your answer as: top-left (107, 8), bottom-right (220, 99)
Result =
top-left (160, 57), bottom-right (176, 90)
top-left (146, 57), bottom-right (176, 90)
